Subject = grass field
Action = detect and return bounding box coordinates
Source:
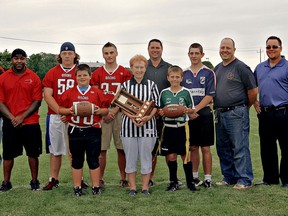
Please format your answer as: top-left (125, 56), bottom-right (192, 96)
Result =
top-left (0, 103), bottom-right (287, 216)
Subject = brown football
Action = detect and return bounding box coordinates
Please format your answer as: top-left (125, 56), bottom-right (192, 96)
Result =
top-left (72, 102), bottom-right (94, 117)
top-left (162, 104), bottom-right (186, 118)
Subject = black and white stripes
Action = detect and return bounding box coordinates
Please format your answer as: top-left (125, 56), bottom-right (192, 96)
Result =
top-left (120, 77), bottom-right (159, 138)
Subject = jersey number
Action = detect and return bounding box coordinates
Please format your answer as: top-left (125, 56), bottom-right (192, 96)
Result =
top-left (58, 79), bottom-right (75, 95)
top-left (101, 82), bottom-right (121, 95)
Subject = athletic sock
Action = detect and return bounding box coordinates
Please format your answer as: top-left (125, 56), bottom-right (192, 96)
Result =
top-left (204, 174), bottom-right (212, 181)
top-left (167, 160), bottom-right (178, 183)
top-left (193, 172), bottom-right (199, 179)
top-left (183, 161), bottom-right (193, 184)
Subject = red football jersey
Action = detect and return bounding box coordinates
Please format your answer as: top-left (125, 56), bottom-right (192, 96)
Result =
top-left (60, 85), bottom-right (108, 128)
top-left (0, 68), bottom-right (42, 124)
top-left (91, 65), bottom-right (132, 104)
top-left (42, 64), bottom-right (77, 114)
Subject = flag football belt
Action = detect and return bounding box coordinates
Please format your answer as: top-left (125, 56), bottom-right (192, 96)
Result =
top-left (68, 123), bottom-right (101, 134)
top-left (164, 122), bottom-right (185, 128)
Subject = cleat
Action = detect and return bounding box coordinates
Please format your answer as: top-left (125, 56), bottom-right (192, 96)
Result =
top-left (148, 180), bottom-right (155, 187)
top-left (141, 190), bottom-right (150, 195)
top-left (203, 179), bottom-right (213, 188)
top-left (129, 189), bottom-right (137, 196)
top-left (188, 182), bottom-right (198, 192)
top-left (42, 177), bottom-right (59, 190)
top-left (193, 178), bottom-right (203, 187)
top-left (119, 180), bottom-right (129, 188)
top-left (74, 186), bottom-right (82, 196)
top-left (92, 186), bottom-right (101, 195)
top-left (30, 179), bottom-right (40, 191)
top-left (0, 181), bottom-right (12, 192)
top-left (166, 181), bottom-right (179, 192)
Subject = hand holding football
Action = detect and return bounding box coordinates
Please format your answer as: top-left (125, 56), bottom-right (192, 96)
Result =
top-left (72, 102), bottom-right (94, 117)
top-left (162, 104), bottom-right (186, 118)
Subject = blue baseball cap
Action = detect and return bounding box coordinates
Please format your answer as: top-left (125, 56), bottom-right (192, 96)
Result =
top-left (60, 42), bottom-right (75, 53)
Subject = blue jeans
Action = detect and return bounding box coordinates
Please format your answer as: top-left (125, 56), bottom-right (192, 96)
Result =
top-left (215, 106), bottom-right (253, 185)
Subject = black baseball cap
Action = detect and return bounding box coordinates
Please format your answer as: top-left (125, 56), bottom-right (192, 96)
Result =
top-left (60, 42), bottom-right (75, 53)
top-left (11, 48), bottom-right (27, 58)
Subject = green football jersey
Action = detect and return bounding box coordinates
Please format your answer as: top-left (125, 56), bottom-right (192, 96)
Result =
top-left (159, 87), bottom-right (194, 123)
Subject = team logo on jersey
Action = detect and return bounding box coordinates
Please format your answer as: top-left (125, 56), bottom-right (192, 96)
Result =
top-left (24, 79), bottom-right (33, 84)
top-left (200, 77), bottom-right (205, 85)
top-left (78, 96), bottom-right (89, 100)
top-left (227, 72), bottom-right (234, 80)
top-left (185, 79), bottom-right (192, 84)
top-left (105, 76), bottom-right (116, 80)
top-left (62, 74), bottom-right (72, 78)
top-left (166, 98), bottom-right (172, 104)
top-left (179, 97), bottom-right (185, 106)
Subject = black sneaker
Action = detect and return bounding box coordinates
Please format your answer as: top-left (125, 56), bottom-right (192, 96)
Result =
top-left (148, 180), bottom-right (155, 187)
top-left (30, 179), bottom-right (40, 191)
top-left (141, 189), bottom-right (150, 195)
top-left (74, 186), bottom-right (82, 196)
top-left (188, 182), bottom-right (198, 192)
top-left (166, 182), bottom-right (179, 192)
top-left (203, 179), bottom-right (212, 188)
top-left (43, 177), bottom-right (59, 190)
top-left (119, 180), bottom-right (129, 188)
top-left (193, 178), bottom-right (203, 187)
top-left (0, 181), bottom-right (12, 192)
top-left (129, 189), bottom-right (137, 196)
top-left (92, 186), bottom-right (101, 195)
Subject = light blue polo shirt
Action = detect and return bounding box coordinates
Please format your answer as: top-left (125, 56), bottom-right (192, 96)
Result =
top-left (254, 56), bottom-right (288, 107)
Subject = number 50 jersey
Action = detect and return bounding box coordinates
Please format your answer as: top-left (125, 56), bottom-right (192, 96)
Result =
top-left (42, 64), bottom-right (76, 114)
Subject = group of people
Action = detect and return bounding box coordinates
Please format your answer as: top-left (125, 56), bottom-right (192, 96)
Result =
top-left (0, 36), bottom-right (287, 197)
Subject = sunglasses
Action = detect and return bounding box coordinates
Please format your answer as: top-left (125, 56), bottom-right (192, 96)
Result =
top-left (266, 45), bottom-right (281, 50)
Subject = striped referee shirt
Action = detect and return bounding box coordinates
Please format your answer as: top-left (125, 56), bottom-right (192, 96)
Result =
top-left (120, 77), bottom-right (159, 138)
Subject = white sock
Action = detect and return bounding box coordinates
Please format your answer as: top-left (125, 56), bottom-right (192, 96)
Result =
top-left (193, 172), bottom-right (199, 179)
top-left (204, 175), bottom-right (212, 181)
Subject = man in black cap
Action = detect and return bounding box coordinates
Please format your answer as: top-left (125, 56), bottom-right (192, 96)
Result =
top-left (42, 42), bottom-right (89, 190)
top-left (0, 48), bottom-right (43, 192)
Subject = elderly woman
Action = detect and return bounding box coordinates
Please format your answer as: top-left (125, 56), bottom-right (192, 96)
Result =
top-left (120, 55), bottom-right (159, 196)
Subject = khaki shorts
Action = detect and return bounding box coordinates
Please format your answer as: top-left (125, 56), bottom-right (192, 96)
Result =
top-left (101, 111), bottom-right (123, 150)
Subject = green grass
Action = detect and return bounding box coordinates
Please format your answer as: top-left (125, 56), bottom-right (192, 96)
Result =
top-left (0, 103), bottom-right (288, 216)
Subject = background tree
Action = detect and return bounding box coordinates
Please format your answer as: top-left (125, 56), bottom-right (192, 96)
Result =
top-left (27, 52), bottom-right (57, 80)
top-left (0, 49), bottom-right (12, 70)
top-left (202, 60), bottom-right (214, 70)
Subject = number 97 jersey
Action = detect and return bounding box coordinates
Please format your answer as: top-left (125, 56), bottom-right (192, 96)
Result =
top-left (42, 64), bottom-right (76, 114)
top-left (91, 65), bottom-right (132, 104)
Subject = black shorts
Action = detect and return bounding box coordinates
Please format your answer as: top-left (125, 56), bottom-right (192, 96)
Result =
top-left (151, 117), bottom-right (164, 156)
top-left (68, 126), bottom-right (101, 169)
top-left (189, 107), bottom-right (214, 147)
top-left (2, 120), bottom-right (42, 160)
top-left (160, 126), bottom-right (187, 156)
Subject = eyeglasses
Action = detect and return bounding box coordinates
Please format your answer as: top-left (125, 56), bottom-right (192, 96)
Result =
top-left (266, 45), bottom-right (281, 50)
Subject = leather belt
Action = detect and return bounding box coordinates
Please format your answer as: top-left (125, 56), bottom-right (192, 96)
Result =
top-left (261, 105), bottom-right (288, 112)
top-left (215, 104), bottom-right (246, 113)
top-left (164, 122), bottom-right (185, 128)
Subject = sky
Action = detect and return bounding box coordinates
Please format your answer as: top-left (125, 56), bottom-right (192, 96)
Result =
top-left (1, 0), bottom-right (288, 70)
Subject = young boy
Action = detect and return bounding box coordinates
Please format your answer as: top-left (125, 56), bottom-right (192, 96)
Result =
top-left (158, 65), bottom-right (197, 192)
top-left (182, 43), bottom-right (215, 188)
top-left (58, 64), bottom-right (108, 196)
